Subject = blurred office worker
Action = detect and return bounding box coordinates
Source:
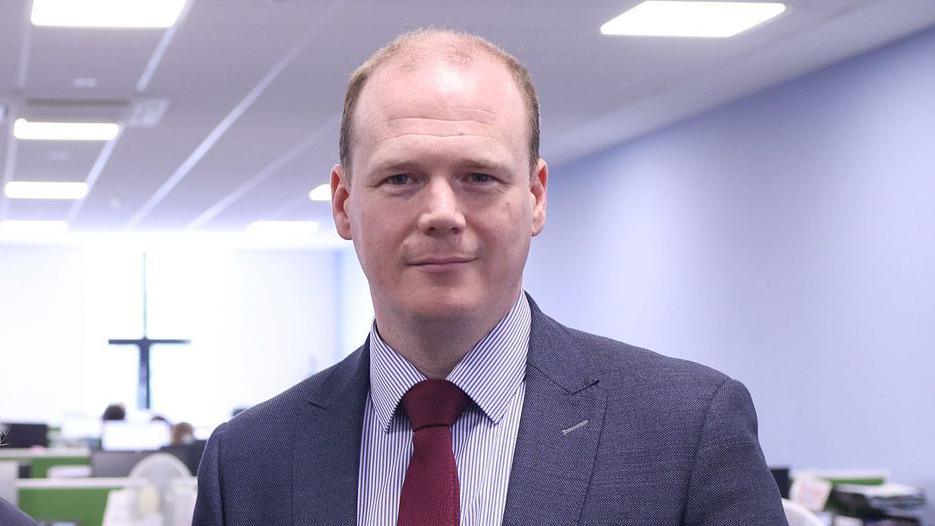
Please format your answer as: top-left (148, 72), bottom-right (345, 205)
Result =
top-left (193, 29), bottom-right (786, 525)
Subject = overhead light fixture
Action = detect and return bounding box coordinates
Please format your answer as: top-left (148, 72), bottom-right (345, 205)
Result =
top-left (308, 183), bottom-right (331, 202)
top-left (5, 181), bottom-right (89, 200)
top-left (601, 1), bottom-right (786, 38)
top-left (72, 77), bottom-right (99, 88)
top-left (0, 220), bottom-right (69, 239)
top-left (31, 0), bottom-right (187, 29)
top-left (245, 220), bottom-right (319, 240)
top-left (128, 99), bottom-right (171, 128)
top-left (13, 119), bottom-right (120, 141)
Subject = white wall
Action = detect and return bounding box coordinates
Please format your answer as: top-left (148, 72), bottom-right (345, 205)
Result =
top-left (525, 25), bottom-right (935, 520)
top-left (0, 241), bottom-right (341, 428)
top-left (0, 245), bottom-right (87, 422)
top-left (216, 249), bottom-right (338, 416)
top-left (336, 245), bottom-right (374, 359)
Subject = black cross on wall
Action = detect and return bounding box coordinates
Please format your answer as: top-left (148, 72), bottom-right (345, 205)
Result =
top-left (108, 253), bottom-right (190, 410)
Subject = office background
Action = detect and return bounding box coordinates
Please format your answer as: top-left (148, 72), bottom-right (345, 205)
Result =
top-left (1, 1), bottom-right (933, 522)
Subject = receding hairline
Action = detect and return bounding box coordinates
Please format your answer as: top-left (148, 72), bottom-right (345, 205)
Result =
top-left (339, 28), bottom-right (541, 175)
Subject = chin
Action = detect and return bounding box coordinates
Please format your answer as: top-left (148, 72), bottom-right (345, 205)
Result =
top-left (404, 288), bottom-right (483, 320)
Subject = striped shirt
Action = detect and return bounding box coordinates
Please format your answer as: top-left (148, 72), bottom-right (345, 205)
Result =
top-left (356, 294), bottom-right (531, 526)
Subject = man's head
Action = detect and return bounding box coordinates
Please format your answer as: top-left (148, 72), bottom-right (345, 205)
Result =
top-left (331, 29), bottom-right (548, 324)
top-left (339, 28), bottom-right (541, 175)
top-left (102, 403), bottom-right (126, 421)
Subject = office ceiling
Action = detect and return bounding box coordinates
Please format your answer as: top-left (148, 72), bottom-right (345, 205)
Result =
top-left (1, 0), bottom-right (934, 233)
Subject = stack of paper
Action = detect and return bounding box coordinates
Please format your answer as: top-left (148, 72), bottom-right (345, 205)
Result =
top-left (833, 483), bottom-right (926, 512)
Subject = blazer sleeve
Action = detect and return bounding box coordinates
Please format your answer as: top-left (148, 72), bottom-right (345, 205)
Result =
top-left (0, 498), bottom-right (39, 526)
top-left (682, 379), bottom-right (788, 526)
top-left (193, 422), bottom-right (228, 526)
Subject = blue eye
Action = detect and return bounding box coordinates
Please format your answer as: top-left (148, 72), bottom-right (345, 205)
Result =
top-left (386, 174), bottom-right (411, 185)
top-left (469, 173), bottom-right (494, 183)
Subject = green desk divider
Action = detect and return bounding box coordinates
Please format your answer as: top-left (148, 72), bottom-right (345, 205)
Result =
top-left (794, 469), bottom-right (889, 487)
top-left (17, 478), bottom-right (132, 526)
top-left (822, 475), bottom-right (887, 486)
top-left (0, 449), bottom-right (91, 478)
top-left (28, 456), bottom-right (91, 478)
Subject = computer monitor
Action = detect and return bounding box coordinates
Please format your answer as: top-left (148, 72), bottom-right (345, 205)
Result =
top-left (770, 467), bottom-right (791, 498)
top-left (60, 416), bottom-right (102, 441)
top-left (1, 422), bottom-right (49, 448)
top-left (101, 421), bottom-right (170, 451)
top-left (90, 450), bottom-right (156, 477)
top-left (160, 440), bottom-right (206, 475)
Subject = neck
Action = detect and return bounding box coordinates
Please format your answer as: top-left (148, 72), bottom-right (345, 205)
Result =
top-left (374, 291), bottom-right (521, 379)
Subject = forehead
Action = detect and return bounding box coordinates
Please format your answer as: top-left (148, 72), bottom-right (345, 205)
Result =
top-left (350, 53), bottom-right (528, 166)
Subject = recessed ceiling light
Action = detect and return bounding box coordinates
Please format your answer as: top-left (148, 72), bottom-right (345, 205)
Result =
top-left (308, 183), bottom-right (331, 202)
top-left (245, 220), bottom-right (319, 239)
top-left (5, 181), bottom-right (89, 200)
top-left (72, 77), bottom-right (99, 88)
top-left (601, 1), bottom-right (786, 38)
top-left (128, 99), bottom-right (171, 128)
top-left (31, 0), bottom-right (187, 28)
top-left (0, 220), bottom-right (69, 239)
top-left (13, 119), bottom-right (120, 141)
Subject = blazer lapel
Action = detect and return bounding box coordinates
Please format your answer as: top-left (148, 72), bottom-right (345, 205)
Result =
top-left (293, 341), bottom-right (371, 525)
top-left (502, 297), bottom-right (607, 526)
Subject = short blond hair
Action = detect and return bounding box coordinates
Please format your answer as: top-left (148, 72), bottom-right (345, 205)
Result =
top-left (339, 28), bottom-right (540, 173)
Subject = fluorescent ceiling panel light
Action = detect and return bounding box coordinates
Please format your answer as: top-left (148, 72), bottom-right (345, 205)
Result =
top-left (0, 220), bottom-right (69, 239)
top-left (13, 119), bottom-right (120, 141)
top-left (5, 181), bottom-right (89, 200)
top-left (245, 220), bottom-right (319, 239)
top-left (601, 1), bottom-right (786, 38)
top-left (308, 184), bottom-right (331, 202)
top-left (31, 0), bottom-right (187, 29)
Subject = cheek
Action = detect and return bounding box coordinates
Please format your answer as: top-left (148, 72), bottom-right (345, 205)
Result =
top-left (481, 198), bottom-right (532, 256)
top-left (353, 212), bottom-right (404, 270)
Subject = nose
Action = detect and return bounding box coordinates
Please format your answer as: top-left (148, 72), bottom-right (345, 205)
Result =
top-left (417, 179), bottom-right (466, 236)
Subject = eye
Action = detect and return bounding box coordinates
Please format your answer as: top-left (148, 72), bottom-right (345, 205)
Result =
top-left (384, 174), bottom-right (413, 185)
top-left (468, 173), bottom-right (495, 183)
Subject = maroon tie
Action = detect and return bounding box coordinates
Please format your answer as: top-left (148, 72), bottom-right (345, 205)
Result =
top-left (397, 379), bottom-right (470, 526)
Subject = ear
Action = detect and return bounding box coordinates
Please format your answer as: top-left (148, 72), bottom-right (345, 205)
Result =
top-left (530, 158), bottom-right (548, 236)
top-left (331, 164), bottom-right (353, 240)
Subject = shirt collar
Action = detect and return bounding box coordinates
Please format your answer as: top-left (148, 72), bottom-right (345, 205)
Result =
top-left (368, 293), bottom-right (531, 433)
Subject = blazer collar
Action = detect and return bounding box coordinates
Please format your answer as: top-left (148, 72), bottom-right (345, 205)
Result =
top-left (502, 294), bottom-right (607, 525)
top-left (523, 293), bottom-right (600, 394)
top-left (293, 339), bottom-right (370, 525)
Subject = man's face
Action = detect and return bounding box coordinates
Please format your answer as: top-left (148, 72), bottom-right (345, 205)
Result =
top-left (331, 54), bottom-right (547, 323)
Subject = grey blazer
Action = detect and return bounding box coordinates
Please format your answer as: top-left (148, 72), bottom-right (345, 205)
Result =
top-left (193, 296), bottom-right (787, 525)
top-left (0, 498), bottom-right (37, 526)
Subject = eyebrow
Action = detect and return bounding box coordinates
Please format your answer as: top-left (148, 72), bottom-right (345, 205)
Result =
top-left (370, 159), bottom-right (420, 174)
top-left (369, 157), bottom-right (510, 175)
top-left (459, 158), bottom-right (508, 172)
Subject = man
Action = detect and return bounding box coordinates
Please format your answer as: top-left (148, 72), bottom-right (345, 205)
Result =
top-left (193, 29), bottom-right (787, 525)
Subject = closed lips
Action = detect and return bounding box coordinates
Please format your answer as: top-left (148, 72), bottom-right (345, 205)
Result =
top-left (409, 257), bottom-right (475, 265)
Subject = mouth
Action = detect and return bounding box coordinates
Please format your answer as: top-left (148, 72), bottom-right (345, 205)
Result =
top-left (408, 256), bottom-right (476, 272)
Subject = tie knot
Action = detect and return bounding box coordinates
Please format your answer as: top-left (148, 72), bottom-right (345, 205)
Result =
top-left (402, 379), bottom-right (469, 431)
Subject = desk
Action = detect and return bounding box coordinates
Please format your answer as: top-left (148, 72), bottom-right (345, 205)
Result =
top-left (0, 448), bottom-right (91, 478)
top-left (17, 477), bottom-right (139, 526)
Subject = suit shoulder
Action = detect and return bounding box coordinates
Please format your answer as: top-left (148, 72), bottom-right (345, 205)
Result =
top-left (561, 325), bottom-right (731, 393)
top-left (549, 324), bottom-right (747, 436)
